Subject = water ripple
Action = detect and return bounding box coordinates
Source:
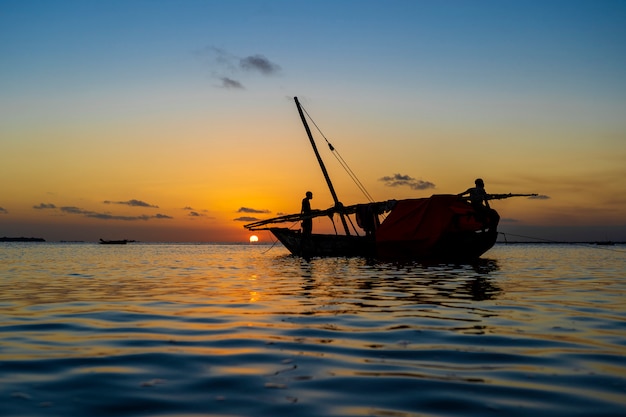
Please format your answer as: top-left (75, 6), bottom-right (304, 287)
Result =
top-left (0, 243), bottom-right (625, 416)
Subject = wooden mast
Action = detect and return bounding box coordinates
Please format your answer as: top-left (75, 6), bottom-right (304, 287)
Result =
top-left (294, 96), bottom-right (351, 235)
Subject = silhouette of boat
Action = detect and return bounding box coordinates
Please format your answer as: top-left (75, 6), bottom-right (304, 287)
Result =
top-left (99, 239), bottom-right (133, 245)
top-left (245, 97), bottom-right (534, 261)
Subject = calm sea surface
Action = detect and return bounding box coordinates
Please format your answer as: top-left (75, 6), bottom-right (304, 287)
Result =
top-left (1, 242), bottom-right (625, 417)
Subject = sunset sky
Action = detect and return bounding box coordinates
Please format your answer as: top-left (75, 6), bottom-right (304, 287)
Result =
top-left (1, 0), bottom-right (625, 243)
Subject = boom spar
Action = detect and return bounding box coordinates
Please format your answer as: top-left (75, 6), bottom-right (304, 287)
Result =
top-left (488, 193), bottom-right (538, 200)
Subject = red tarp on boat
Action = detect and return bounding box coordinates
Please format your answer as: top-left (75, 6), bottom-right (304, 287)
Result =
top-left (375, 195), bottom-right (485, 248)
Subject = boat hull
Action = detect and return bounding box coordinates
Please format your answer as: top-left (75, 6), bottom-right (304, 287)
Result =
top-left (269, 228), bottom-right (376, 258)
top-left (268, 227), bottom-right (497, 261)
top-left (375, 229), bottom-right (498, 261)
top-left (99, 239), bottom-right (131, 245)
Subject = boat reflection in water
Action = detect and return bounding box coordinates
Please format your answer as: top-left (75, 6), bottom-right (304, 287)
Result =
top-left (290, 254), bottom-right (502, 314)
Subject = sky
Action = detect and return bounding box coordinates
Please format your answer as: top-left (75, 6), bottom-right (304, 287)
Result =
top-left (1, 0), bottom-right (625, 243)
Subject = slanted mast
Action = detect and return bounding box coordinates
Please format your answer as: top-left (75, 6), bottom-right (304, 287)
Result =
top-left (294, 97), bottom-right (351, 235)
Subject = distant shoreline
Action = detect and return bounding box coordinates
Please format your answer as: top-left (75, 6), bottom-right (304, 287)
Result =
top-left (495, 240), bottom-right (623, 245)
top-left (0, 237), bottom-right (46, 242)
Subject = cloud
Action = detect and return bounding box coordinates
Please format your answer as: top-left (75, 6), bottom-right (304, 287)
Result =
top-left (529, 194), bottom-right (551, 200)
top-left (182, 206), bottom-right (212, 219)
top-left (103, 199), bottom-right (159, 208)
top-left (237, 207), bottom-right (271, 214)
top-left (60, 206), bottom-right (85, 214)
top-left (219, 77), bottom-right (244, 89)
top-left (197, 46), bottom-right (281, 89)
top-left (500, 218), bottom-right (519, 223)
top-left (379, 174), bottom-right (436, 190)
top-left (87, 213), bottom-right (151, 221)
top-left (60, 206), bottom-right (172, 221)
top-left (33, 203), bottom-right (57, 209)
top-left (201, 46), bottom-right (237, 71)
top-left (234, 216), bottom-right (260, 222)
top-left (240, 54), bottom-right (281, 75)
top-left (0, 207), bottom-right (7, 214)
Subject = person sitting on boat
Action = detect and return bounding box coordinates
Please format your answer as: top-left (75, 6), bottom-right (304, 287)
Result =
top-left (301, 191), bottom-right (313, 237)
top-left (458, 178), bottom-right (499, 226)
top-left (459, 178), bottom-right (490, 211)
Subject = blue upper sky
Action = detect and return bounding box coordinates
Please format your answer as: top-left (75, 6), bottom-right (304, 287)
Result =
top-left (3, 1), bottom-right (624, 97)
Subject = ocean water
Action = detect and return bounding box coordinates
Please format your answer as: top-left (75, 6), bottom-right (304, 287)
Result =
top-left (0, 242), bottom-right (625, 417)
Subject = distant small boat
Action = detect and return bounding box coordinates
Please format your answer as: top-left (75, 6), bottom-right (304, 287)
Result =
top-left (99, 239), bottom-right (133, 245)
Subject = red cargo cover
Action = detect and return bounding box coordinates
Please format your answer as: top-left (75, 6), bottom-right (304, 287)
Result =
top-left (376, 195), bottom-right (484, 247)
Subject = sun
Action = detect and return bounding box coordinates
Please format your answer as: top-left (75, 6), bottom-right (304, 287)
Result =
top-left (249, 235), bottom-right (259, 243)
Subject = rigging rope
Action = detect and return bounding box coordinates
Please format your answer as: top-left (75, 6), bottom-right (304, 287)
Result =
top-left (301, 105), bottom-right (375, 203)
top-left (259, 234), bottom-right (282, 254)
top-left (499, 232), bottom-right (626, 253)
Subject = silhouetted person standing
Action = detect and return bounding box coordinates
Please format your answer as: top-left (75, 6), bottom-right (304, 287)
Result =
top-left (301, 191), bottom-right (313, 236)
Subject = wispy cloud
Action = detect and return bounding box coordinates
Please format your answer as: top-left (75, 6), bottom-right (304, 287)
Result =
top-left (60, 206), bottom-right (172, 221)
top-left (234, 216), bottom-right (260, 222)
top-left (196, 46), bottom-right (282, 89)
top-left (60, 206), bottom-right (83, 214)
top-left (220, 77), bottom-right (244, 89)
top-left (103, 199), bottom-right (159, 208)
top-left (500, 218), bottom-right (519, 223)
top-left (33, 203), bottom-right (56, 209)
top-left (0, 207), bottom-right (7, 214)
top-left (234, 206), bottom-right (272, 222)
top-left (240, 54), bottom-right (281, 75)
top-left (237, 207), bottom-right (271, 214)
top-left (379, 174), bottom-right (436, 190)
top-left (182, 206), bottom-right (212, 219)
